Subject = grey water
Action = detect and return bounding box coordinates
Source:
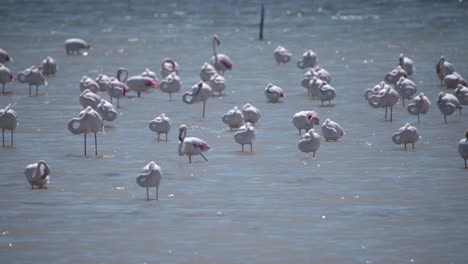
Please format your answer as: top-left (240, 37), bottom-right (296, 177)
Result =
top-left (1, 0), bottom-right (468, 263)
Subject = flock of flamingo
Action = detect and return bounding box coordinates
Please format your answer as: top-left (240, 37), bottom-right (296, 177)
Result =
top-left (0, 35), bottom-right (467, 200)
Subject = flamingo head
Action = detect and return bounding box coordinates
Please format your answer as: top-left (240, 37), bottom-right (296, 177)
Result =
top-left (221, 60), bottom-right (232, 70)
top-left (307, 114), bottom-right (320, 125)
top-left (280, 92), bottom-right (285, 98)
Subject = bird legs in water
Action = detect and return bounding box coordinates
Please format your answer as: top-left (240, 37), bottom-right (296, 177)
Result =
top-left (188, 153), bottom-right (208, 163)
top-left (2, 129), bottom-right (13, 147)
top-left (384, 107), bottom-right (393, 122)
top-left (83, 133), bottom-right (98, 157)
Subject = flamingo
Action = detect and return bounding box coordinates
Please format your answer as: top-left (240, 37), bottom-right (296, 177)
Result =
top-left (264, 83), bottom-right (285, 103)
top-left (0, 104), bottom-right (17, 147)
top-left (364, 81), bottom-right (392, 101)
top-left (222, 106), bottom-right (244, 130)
top-left (454, 84), bottom-right (468, 106)
top-left (395, 76), bottom-right (417, 107)
top-left (17, 65), bottom-right (47, 96)
top-left (117, 68), bottom-right (159, 97)
top-left (293, 111), bottom-right (320, 135)
top-left (160, 72), bottom-right (181, 101)
top-left (210, 35), bottom-right (233, 75)
top-left (178, 124), bottom-right (211, 163)
top-left (64, 38), bottom-right (90, 55)
top-left (407, 92), bottom-right (431, 123)
top-left (241, 103), bottom-right (261, 124)
top-left (0, 48), bottom-right (13, 63)
top-left (95, 74), bottom-right (112, 92)
top-left (274, 46), bottom-right (292, 64)
top-left (24, 160), bottom-right (51, 189)
top-left (39, 56), bottom-right (58, 76)
top-left (0, 63), bottom-right (14, 94)
top-left (298, 129), bottom-right (321, 158)
top-left (392, 123), bottom-right (421, 149)
top-left (149, 113), bottom-right (171, 141)
top-left (96, 99), bottom-right (117, 122)
top-left (136, 161), bottom-right (162, 200)
top-left (200, 62), bottom-right (217, 82)
top-left (437, 92), bottom-right (462, 123)
top-left (67, 106), bottom-right (103, 156)
top-left (297, 50), bottom-right (318, 69)
top-left (160, 58), bottom-right (180, 79)
top-left (206, 73), bottom-right (226, 96)
top-left (443, 72), bottom-right (467, 89)
top-left (316, 81), bottom-right (336, 105)
top-left (368, 86), bottom-right (400, 122)
top-left (321, 119), bottom-right (345, 141)
top-left (384, 65), bottom-right (407, 87)
top-left (458, 130), bottom-right (468, 168)
top-left (80, 75), bottom-right (100, 93)
top-left (182, 81), bottom-right (212, 118)
top-left (436, 56), bottom-right (455, 86)
top-left (106, 77), bottom-right (128, 108)
top-left (234, 122), bottom-right (256, 152)
top-left (398, 53), bottom-right (415, 76)
top-left (306, 76), bottom-right (325, 98)
top-left (140, 68), bottom-right (158, 81)
top-left (79, 89), bottom-right (101, 109)
top-left (314, 66), bottom-right (332, 84)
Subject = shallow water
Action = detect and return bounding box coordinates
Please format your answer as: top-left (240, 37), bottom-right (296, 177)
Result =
top-left (1, 0), bottom-right (468, 263)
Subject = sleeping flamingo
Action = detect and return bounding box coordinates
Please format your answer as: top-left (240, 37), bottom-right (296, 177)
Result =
top-left (0, 63), bottom-right (14, 94)
top-left (274, 46), bottom-right (292, 64)
top-left (39, 56), bottom-right (58, 76)
top-left (443, 72), bottom-right (467, 89)
top-left (454, 84), bottom-right (468, 106)
top-left (67, 106), bottom-right (103, 156)
top-left (241, 103), bottom-right (261, 124)
top-left (24, 160), bottom-right (51, 189)
top-left (368, 86), bottom-right (400, 122)
top-left (0, 104), bottom-right (17, 147)
top-left (297, 50), bottom-right (318, 69)
top-left (160, 72), bottom-right (181, 101)
top-left (316, 81), bottom-right (336, 105)
top-left (200, 62), bottom-right (217, 82)
top-left (149, 113), bottom-right (171, 141)
top-left (136, 161), bottom-right (162, 200)
top-left (458, 130), bottom-right (468, 168)
top-left (17, 65), bottom-right (47, 96)
top-left (96, 99), bottom-right (117, 122)
top-left (117, 68), bottom-right (159, 97)
top-left (384, 65), bottom-right (407, 87)
top-left (80, 75), bottom-right (100, 93)
top-left (178, 124), bottom-right (211, 163)
top-left (182, 82), bottom-right (212, 118)
top-left (292, 111), bottom-right (320, 135)
top-left (221, 106), bottom-right (244, 130)
top-left (106, 77), bottom-right (128, 107)
top-left (0, 48), bottom-right (13, 63)
top-left (210, 35), bottom-right (233, 75)
top-left (234, 122), bottom-right (256, 152)
top-left (364, 81), bottom-right (392, 101)
top-left (407, 92), bottom-right (431, 123)
top-left (298, 129), bottom-right (321, 158)
top-left (437, 91), bottom-right (462, 123)
top-left (160, 58), bottom-right (180, 79)
top-left (95, 74), bottom-right (112, 92)
top-left (321, 119), bottom-right (345, 141)
top-left (206, 73), bottom-right (226, 96)
top-left (314, 66), bottom-right (332, 84)
top-left (264, 83), bottom-right (285, 103)
top-left (436, 56), bottom-right (455, 86)
top-left (392, 123), bottom-right (421, 149)
top-left (395, 76), bottom-right (417, 107)
top-left (79, 89), bottom-right (101, 109)
top-left (398, 53), bottom-right (415, 76)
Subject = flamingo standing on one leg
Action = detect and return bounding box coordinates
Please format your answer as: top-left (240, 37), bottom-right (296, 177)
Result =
top-left (437, 91), bottom-right (462, 123)
top-left (0, 104), bottom-right (17, 147)
top-left (407, 92), bottom-right (431, 123)
top-left (136, 161), bottom-right (162, 200)
top-left (458, 130), bottom-right (468, 168)
top-left (182, 82), bottom-right (212, 118)
top-left (398, 53), bottom-right (415, 76)
top-left (24, 160), bottom-right (51, 189)
top-left (178, 124), bottom-right (211, 163)
top-left (298, 129), bottom-right (321, 158)
top-left (210, 35), bottom-right (233, 75)
top-left (436, 56), bottom-right (455, 86)
top-left (160, 58), bottom-right (180, 79)
top-left (67, 106), bottom-right (103, 156)
top-left (0, 63), bottom-right (14, 94)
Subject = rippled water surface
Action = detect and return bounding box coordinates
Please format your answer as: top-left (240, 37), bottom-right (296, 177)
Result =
top-left (1, 0), bottom-right (468, 263)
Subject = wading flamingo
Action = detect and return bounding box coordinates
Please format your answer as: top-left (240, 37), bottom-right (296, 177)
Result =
top-left (407, 92), bottom-right (431, 123)
top-left (149, 113), bottom-right (171, 141)
top-left (454, 84), bottom-right (468, 106)
top-left (264, 83), bottom-right (285, 103)
top-left (96, 99), bottom-right (117, 122)
top-left (160, 72), bottom-right (181, 101)
top-left (160, 58), bottom-right (180, 79)
top-left (64, 38), bottom-right (90, 55)
top-left (297, 50), bottom-right (317, 69)
top-left (443, 72), bottom-right (467, 89)
top-left (395, 76), bottom-right (417, 107)
top-left (384, 65), bottom-right (407, 87)
top-left (436, 56), bottom-right (455, 86)
top-left (316, 81), bottom-right (336, 105)
top-left (0, 48), bottom-right (13, 63)
top-left (458, 130), bottom-right (468, 168)
top-left (200, 62), bottom-right (217, 82)
top-left (368, 86), bottom-right (400, 122)
top-left (234, 122), bottom-right (256, 152)
top-left (117, 68), bottom-right (159, 97)
top-left (0, 104), bottom-right (17, 147)
top-left (222, 106), bottom-right (244, 130)
top-left (67, 106), bottom-right (103, 156)
top-left (210, 35), bottom-right (233, 75)
top-left (136, 161), bottom-right (162, 200)
top-left (392, 123), bottom-right (421, 149)
top-left (437, 91), bottom-right (462, 123)
top-left (293, 111), bottom-right (320, 135)
top-left (274, 46), bottom-right (292, 64)
top-left (321, 119), bottom-right (345, 141)
top-left (178, 124), bottom-right (211, 163)
top-left (398, 53), bottom-right (415, 76)
top-left (79, 89), bottom-right (101, 109)
top-left (107, 76), bottom-right (129, 107)
top-left (95, 74), bottom-right (112, 92)
top-left (206, 73), bottom-right (226, 96)
top-left (39, 56), bottom-right (58, 76)
top-left (80, 75), bottom-right (100, 93)
top-left (17, 66), bottom-right (47, 96)
top-left (0, 63), bottom-right (14, 94)
top-left (298, 129), bottom-right (321, 158)
top-left (241, 103), bottom-right (261, 124)
top-left (182, 82), bottom-right (212, 118)
top-left (24, 160), bottom-right (51, 189)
